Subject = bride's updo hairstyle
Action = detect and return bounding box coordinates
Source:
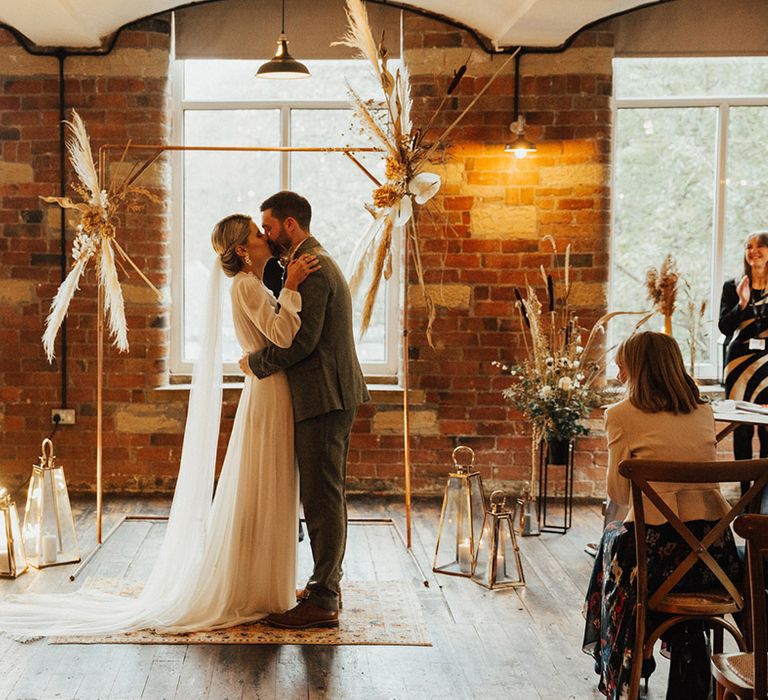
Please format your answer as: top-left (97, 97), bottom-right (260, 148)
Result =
top-left (211, 214), bottom-right (252, 278)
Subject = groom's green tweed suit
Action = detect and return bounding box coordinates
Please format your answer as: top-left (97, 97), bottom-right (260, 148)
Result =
top-left (248, 236), bottom-right (369, 611)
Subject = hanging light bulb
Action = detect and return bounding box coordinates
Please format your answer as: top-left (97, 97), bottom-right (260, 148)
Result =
top-left (255, 0), bottom-right (311, 80)
top-left (504, 52), bottom-right (536, 159)
top-left (505, 116), bottom-right (537, 159)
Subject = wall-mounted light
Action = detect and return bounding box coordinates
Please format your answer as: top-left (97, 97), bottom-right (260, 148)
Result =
top-left (504, 53), bottom-right (536, 159)
top-left (255, 0), bottom-right (310, 80)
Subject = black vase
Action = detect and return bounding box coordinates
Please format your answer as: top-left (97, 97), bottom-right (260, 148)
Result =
top-left (547, 438), bottom-right (571, 465)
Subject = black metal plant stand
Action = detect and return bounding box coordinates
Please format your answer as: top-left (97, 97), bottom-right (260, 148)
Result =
top-left (537, 439), bottom-right (574, 534)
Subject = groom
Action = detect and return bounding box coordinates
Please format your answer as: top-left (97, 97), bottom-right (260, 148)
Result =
top-left (239, 191), bottom-right (369, 629)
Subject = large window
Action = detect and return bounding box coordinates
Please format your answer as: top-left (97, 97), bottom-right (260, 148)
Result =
top-left (610, 57), bottom-right (768, 378)
top-left (170, 59), bottom-right (399, 376)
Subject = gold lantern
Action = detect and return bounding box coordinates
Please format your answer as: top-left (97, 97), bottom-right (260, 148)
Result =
top-left (23, 438), bottom-right (80, 568)
top-left (433, 446), bottom-right (486, 577)
top-left (0, 487), bottom-right (28, 578)
top-left (472, 490), bottom-right (525, 590)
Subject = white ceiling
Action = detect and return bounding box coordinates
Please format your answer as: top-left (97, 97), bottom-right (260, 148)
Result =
top-left (0, 0), bottom-right (663, 50)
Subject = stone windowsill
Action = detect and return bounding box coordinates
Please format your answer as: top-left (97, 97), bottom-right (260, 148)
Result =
top-left (155, 380), bottom-right (406, 403)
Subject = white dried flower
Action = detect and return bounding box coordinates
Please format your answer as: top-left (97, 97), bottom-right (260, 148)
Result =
top-left (558, 376), bottom-right (573, 391)
top-left (72, 231), bottom-right (97, 262)
top-left (539, 386), bottom-right (553, 398)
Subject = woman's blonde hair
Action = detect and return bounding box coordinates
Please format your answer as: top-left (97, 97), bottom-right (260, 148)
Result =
top-left (617, 331), bottom-right (704, 414)
top-left (743, 231), bottom-right (768, 280)
top-left (211, 214), bottom-right (252, 278)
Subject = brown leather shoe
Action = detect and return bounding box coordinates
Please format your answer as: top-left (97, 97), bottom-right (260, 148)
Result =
top-left (266, 600), bottom-right (339, 629)
top-left (296, 586), bottom-right (343, 610)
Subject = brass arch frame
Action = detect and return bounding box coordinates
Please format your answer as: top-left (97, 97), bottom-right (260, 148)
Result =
top-left (70, 142), bottom-right (426, 585)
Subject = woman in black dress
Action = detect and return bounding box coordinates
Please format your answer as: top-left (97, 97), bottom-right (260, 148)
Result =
top-left (719, 231), bottom-right (768, 462)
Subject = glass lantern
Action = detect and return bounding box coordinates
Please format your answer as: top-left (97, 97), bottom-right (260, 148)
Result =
top-left (433, 445), bottom-right (486, 577)
top-left (23, 438), bottom-right (80, 568)
top-left (472, 490), bottom-right (525, 590)
top-left (0, 487), bottom-right (28, 578)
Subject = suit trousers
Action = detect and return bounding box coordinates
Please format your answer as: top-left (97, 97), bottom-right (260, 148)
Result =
top-left (733, 423), bottom-right (768, 495)
top-left (295, 407), bottom-right (356, 611)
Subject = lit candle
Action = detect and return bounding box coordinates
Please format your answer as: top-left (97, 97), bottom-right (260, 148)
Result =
top-left (458, 540), bottom-right (472, 573)
top-left (494, 551), bottom-right (506, 582)
top-left (41, 534), bottom-right (57, 564)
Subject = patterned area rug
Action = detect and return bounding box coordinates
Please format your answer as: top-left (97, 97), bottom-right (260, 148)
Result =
top-left (50, 578), bottom-right (430, 646)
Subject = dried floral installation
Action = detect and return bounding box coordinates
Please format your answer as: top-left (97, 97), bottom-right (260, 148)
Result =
top-left (335, 0), bottom-right (516, 344)
top-left (40, 111), bottom-right (162, 361)
top-left (645, 253), bottom-right (679, 335)
top-left (682, 278), bottom-right (708, 375)
top-left (495, 237), bottom-right (651, 500)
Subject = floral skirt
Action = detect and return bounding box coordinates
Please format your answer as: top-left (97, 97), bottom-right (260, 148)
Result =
top-left (582, 519), bottom-right (742, 699)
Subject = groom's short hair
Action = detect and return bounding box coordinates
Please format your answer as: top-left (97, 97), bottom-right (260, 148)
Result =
top-left (261, 191), bottom-right (312, 232)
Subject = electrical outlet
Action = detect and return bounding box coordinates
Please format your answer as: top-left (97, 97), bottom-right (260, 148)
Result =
top-left (51, 409), bottom-right (76, 425)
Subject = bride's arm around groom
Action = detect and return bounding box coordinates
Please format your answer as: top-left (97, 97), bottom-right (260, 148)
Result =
top-left (241, 191), bottom-right (369, 628)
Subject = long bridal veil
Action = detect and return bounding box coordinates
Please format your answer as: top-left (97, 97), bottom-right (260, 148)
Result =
top-left (0, 259), bottom-right (228, 634)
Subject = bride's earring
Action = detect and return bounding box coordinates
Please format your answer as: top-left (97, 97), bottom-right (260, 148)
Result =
top-left (244, 252), bottom-right (253, 268)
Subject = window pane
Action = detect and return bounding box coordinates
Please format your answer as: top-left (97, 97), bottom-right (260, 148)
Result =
top-left (723, 106), bottom-right (768, 281)
top-left (184, 59), bottom-right (384, 102)
top-left (615, 57), bottom-right (768, 99)
top-left (611, 107), bottom-right (717, 359)
top-left (183, 110), bottom-right (281, 363)
top-left (289, 109), bottom-right (389, 363)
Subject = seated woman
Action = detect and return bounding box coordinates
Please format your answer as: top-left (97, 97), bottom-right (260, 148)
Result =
top-left (582, 331), bottom-right (741, 699)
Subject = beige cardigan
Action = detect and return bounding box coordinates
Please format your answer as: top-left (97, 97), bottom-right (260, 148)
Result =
top-left (605, 398), bottom-right (731, 525)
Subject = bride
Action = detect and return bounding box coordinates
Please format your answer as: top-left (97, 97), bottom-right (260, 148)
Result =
top-left (0, 213), bottom-right (318, 634)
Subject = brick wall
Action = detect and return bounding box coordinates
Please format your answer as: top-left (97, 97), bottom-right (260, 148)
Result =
top-left (1, 8), bottom-right (729, 503)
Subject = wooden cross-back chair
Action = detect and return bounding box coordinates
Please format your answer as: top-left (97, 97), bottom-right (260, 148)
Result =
top-left (618, 458), bottom-right (768, 700)
top-left (711, 513), bottom-right (768, 699)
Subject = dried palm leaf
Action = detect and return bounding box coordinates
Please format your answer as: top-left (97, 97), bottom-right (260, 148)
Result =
top-left (100, 240), bottom-right (129, 352)
top-left (346, 215), bottom-right (385, 296)
top-left (39, 196), bottom-right (89, 214)
top-left (332, 0), bottom-right (380, 74)
top-left (42, 253), bottom-right (90, 361)
top-left (360, 217), bottom-right (394, 335)
top-left (65, 111), bottom-right (100, 205)
top-left (347, 86), bottom-right (397, 158)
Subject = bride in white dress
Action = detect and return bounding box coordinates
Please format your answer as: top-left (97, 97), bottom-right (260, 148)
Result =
top-left (0, 213), bottom-right (318, 634)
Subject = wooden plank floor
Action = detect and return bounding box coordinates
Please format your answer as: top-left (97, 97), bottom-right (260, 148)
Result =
top-left (0, 496), bottom-right (679, 699)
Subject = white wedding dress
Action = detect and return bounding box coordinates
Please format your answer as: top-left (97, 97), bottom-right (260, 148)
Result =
top-left (0, 263), bottom-right (300, 634)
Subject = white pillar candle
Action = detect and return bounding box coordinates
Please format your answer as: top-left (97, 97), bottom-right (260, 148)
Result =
top-left (494, 551), bottom-right (506, 581)
top-left (458, 541), bottom-right (472, 573)
top-left (41, 534), bottom-right (57, 564)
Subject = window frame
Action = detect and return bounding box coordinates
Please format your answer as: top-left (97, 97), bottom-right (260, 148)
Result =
top-left (610, 78), bottom-right (768, 380)
top-left (169, 59), bottom-right (400, 377)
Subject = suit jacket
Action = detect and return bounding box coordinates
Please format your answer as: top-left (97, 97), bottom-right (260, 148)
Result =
top-left (605, 398), bottom-right (730, 525)
top-left (248, 236), bottom-right (370, 422)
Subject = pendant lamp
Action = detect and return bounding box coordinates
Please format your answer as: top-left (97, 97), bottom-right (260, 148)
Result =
top-left (256, 0), bottom-right (311, 80)
top-left (504, 53), bottom-right (536, 159)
